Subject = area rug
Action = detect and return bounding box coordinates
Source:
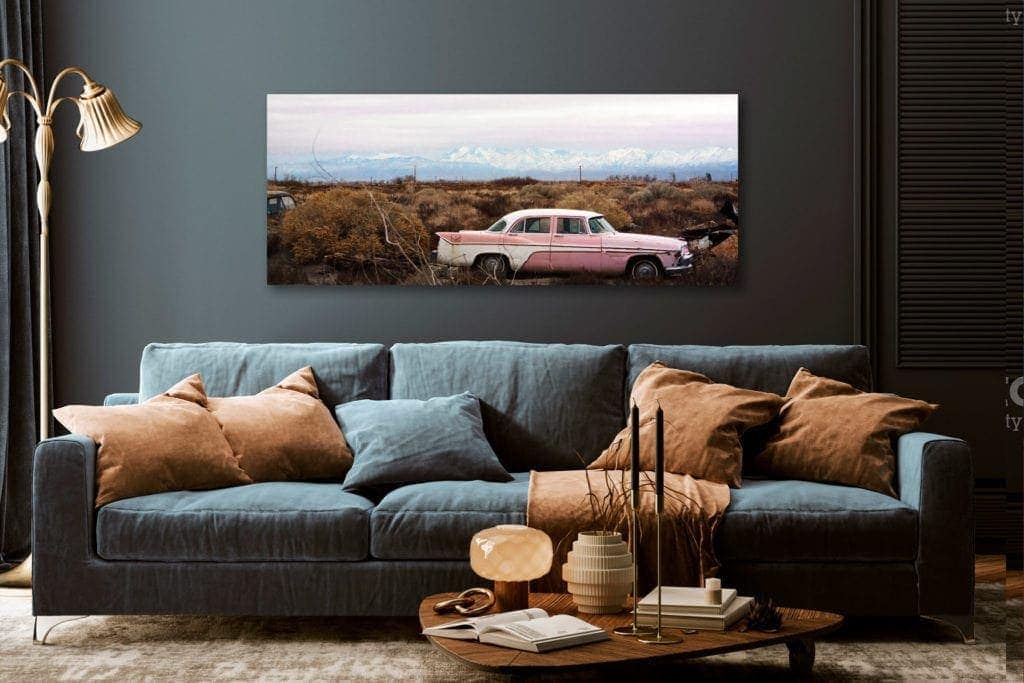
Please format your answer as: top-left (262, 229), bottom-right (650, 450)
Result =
top-left (0, 584), bottom-right (1018, 680)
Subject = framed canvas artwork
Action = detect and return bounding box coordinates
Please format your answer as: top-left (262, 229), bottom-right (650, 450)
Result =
top-left (267, 94), bottom-right (738, 286)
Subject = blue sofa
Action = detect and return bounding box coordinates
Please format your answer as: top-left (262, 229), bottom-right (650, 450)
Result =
top-left (32, 342), bottom-right (974, 640)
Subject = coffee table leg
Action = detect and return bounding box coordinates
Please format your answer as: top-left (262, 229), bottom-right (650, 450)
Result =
top-left (787, 639), bottom-right (815, 674)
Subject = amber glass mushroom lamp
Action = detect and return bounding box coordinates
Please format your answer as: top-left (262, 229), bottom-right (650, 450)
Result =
top-left (470, 525), bottom-right (553, 612)
top-left (0, 60), bottom-right (140, 442)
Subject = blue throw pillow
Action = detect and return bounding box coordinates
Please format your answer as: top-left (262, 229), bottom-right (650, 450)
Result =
top-left (335, 392), bottom-right (512, 491)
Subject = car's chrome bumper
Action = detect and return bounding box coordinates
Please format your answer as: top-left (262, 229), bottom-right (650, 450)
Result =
top-left (665, 254), bottom-right (695, 275)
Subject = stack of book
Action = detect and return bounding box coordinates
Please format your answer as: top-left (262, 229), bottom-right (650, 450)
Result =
top-left (636, 586), bottom-right (753, 631)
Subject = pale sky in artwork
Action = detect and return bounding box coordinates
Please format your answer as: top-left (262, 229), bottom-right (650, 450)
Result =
top-left (266, 94), bottom-right (738, 157)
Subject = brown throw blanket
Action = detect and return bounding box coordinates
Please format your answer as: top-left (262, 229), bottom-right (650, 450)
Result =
top-left (527, 469), bottom-right (730, 593)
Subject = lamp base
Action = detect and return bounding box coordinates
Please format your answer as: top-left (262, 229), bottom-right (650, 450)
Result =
top-left (493, 580), bottom-right (529, 612)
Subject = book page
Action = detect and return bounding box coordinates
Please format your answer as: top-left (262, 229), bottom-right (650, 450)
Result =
top-left (489, 615), bottom-right (602, 643)
top-left (470, 608), bottom-right (547, 633)
top-left (422, 608), bottom-right (546, 638)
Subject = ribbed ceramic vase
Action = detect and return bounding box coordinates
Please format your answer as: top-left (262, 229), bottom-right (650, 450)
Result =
top-left (561, 531), bottom-right (632, 614)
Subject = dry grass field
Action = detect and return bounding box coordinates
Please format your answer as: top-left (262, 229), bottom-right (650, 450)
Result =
top-left (267, 177), bottom-right (739, 286)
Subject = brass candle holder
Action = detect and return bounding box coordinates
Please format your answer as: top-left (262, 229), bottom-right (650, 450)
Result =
top-left (636, 513), bottom-right (683, 644)
top-left (614, 402), bottom-right (655, 637)
top-left (638, 402), bottom-right (684, 645)
top-left (612, 492), bottom-right (656, 637)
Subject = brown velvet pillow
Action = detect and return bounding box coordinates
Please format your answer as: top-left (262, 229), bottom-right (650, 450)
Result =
top-left (53, 374), bottom-right (251, 508)
top-left (588, 362), bottom-right (785, 487)
top-left (206, 366), bottom-right (353, 482)
top-left (752, 368), bottom-right (938, 497)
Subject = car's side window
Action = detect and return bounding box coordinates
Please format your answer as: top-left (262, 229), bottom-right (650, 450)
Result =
top-left (267, 198), bottom-right (280, 215)
top-left (556, 218), bottom-right (584, 235)
top-left (523, 217), bottom-right (551, 234)
top-left (282, 196), bottom-right (296, 210)
top-left (509, 221), bottom-right (524, 234)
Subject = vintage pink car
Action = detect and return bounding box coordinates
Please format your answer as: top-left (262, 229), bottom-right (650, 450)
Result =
top-left (434, 209), bottom-right (694, 280)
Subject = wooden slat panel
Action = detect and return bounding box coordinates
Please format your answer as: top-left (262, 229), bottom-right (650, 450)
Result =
top-left (974, 481), bottom-right (1008, 551)
top-left (1006, 16), bottom-right (1023, 377)
top-left (897, 1), bottom-right (1020, 367)
top-left (1009, 493), bottom-right (1023, 563)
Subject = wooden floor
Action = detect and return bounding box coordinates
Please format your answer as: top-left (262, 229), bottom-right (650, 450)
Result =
top-left (976, 554), bottom-right (1023, 598)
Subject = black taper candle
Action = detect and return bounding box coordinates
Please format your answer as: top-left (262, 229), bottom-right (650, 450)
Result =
top-left (655, 403), bottom-right (665, 513)
top-left (631, 402), bottom-right (640, 506)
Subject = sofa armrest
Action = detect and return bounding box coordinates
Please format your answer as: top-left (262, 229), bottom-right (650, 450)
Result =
top-left (897, 432), bottom-right (974, 618)
top-left (32, 435), bottom-right (98, 566)
top-left (103, 392), bottom-right (139, 406)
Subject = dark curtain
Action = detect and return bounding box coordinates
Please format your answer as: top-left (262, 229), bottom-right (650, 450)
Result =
top-left (0, 0), bottom-right (44, 571)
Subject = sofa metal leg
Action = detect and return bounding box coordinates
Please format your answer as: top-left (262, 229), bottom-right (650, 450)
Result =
top-left (922, 614), bottom-right (975, 644)
top-left (33, 615), bottom-right (87, 645)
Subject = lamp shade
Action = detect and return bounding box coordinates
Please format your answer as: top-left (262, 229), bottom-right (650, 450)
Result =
top-left (470, 524), bottom-right (552, 582)
top-left (75, 81), bottom-right (140, 152)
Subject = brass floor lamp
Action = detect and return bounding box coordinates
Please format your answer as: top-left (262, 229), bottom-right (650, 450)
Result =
top-left (0, 59), bottom-right (140, 588)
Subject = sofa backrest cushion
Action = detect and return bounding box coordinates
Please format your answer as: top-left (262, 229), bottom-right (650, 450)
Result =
top-left (389, 341), bottom-right (626, 471)
top-left (627, 345), bottom-right (872, 397)
top-left (139, 343), bottom-right (388, 408)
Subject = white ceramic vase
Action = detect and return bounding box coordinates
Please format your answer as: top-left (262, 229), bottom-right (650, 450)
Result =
top-left (561, 530), bottom-right (632, 614)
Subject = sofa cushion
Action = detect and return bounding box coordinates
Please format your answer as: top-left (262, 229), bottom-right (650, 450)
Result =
top-left (139, 342), bottom-right (388, 408)
top-left (370, 472), bottom-right (530, 559)
top-left (589, 363), bottom-right (784, 487)
top-left (627, 344), bottom-right (872, 397)
top-left (390, 341), bottom-right (626, 470)
top-left (55, 374), bottom-right (252, 508)
top-left (103, 392), bottom-right (139, 406)
top-left (753, 369), bottom-right (937, 497)
top-left (208, 366), bottom-right (354, 483)
top-left (337, 393), bottom-right (511, 492)
top-left (717, 479), bottom-right (918, 562)
top-left (97, 482), bottom-right (375, 561)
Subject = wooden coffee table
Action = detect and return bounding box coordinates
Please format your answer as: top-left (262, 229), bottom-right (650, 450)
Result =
top-left (420, 592), bottom-right (843, 676)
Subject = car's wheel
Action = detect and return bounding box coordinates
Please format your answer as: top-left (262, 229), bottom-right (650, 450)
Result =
top-left (628, 258), bottom-right (662, 281)
top-left (477, 254), bottom-right (509, 280)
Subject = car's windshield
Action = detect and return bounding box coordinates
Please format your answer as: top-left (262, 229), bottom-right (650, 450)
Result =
top-left (588, 216), bottom-right (616, 234)
top-left (485, 219), bottom-right (507, 232)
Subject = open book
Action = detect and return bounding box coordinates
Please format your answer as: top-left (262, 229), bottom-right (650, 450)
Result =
top-left (422, 608), bottom-right (610, 653)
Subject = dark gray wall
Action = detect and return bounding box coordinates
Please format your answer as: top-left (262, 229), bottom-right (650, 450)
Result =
top-left (43, 1), bottom-right (857, 400)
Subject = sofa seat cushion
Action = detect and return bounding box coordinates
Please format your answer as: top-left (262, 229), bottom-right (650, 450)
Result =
top-left (97, 482), bottom-right (375, 562)
top-left (717, 479), bottom-right (917, 562)
top-left (370, 472), bottom-right (530, 560)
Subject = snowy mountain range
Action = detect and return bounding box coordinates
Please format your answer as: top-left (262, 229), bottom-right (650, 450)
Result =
top-left (267, 146), bottom-right (738, 182)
